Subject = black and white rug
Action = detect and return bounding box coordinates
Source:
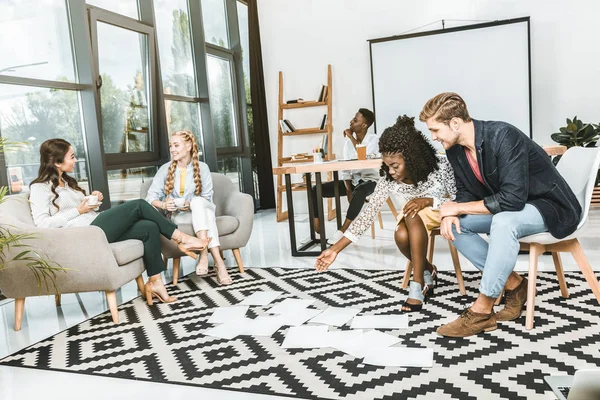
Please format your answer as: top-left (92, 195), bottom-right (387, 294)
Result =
top-left (1, 268), bottom-right (599, 399)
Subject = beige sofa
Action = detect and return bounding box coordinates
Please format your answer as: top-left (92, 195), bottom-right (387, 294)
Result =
top-left (141, 172), bottom-right (254, 284)
top-left (0, 194), bottom-right (146, 330)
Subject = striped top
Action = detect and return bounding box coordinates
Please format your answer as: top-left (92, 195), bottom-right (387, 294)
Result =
top-left (29, 182), bottom-right (98, 228)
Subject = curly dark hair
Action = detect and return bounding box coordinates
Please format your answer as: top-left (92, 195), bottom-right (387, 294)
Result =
top-left (378, 115), bottom-right (440, 185)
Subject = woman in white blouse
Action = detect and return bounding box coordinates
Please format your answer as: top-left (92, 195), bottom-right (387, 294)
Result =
top-left (145, 130), bottom-right (232, 285)
top-left (314, 115), bottom-right (457, 312)
top-left (29, 139), bottom-right (211, 306)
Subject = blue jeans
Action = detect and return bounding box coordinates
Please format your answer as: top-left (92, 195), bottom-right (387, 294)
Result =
top-left (451, 204), bottom-right (548, 298)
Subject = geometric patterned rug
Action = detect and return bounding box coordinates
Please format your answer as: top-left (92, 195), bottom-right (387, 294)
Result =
top-left (1, 268), bottom-right (599, 400)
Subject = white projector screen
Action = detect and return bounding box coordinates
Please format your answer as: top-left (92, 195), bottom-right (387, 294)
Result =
top-left (370, 18), bottom-right (531, 139)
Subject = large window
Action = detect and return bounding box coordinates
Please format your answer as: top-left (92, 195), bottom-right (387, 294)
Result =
top-left (0, 0), bottom-right (255, 207)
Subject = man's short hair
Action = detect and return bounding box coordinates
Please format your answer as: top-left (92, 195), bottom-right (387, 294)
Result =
top-left (358, 108), bottom-right (375, 128)
top-left (419, 92), bottom-right (472, 124)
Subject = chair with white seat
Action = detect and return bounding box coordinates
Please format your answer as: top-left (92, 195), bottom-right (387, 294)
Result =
top-left (519, 146), bottom-right (600, 330)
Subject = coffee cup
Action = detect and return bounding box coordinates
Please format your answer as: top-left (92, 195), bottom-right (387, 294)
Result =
top-left (86, 195), bottom-right (98, 205)
top-left (356, 144), bottom-right (367, 160)
top-left (173, 198), bottom-right (186, 208)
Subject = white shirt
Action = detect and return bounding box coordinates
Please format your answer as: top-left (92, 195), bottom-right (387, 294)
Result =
top-left (341, 132), bottom-right (380, 185)
top-left (30, 182), bottom-right (99, 228)
top-left (145, 160), bottom-right (214, 204)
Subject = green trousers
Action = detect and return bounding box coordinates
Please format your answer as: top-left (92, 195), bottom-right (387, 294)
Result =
top-left (91, 199), bottom-right (177, 276)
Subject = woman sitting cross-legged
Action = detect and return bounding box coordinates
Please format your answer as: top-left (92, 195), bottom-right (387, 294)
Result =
top-left (314, 115), bottom-right (457, 312)
top-left (29, 139), bottom-right (211, 306)
top-left (145, 130), bottom-right (232, 285)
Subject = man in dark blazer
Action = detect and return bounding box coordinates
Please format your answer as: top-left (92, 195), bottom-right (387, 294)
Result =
top-left (419, 92), bottom-right (581, 338)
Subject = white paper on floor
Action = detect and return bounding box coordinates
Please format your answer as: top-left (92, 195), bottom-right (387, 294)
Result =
top-left (204, 319), bottom-right (250, 339)
top-left (326, 329), bottom-right (365, 349)
top-left (239, 291), bottom-right (283, 306)
top-left (279, 308), bottom-right (323, 327)
top-left (281, 325), bottom-right (329, 349)
top-left (207, 306), bottom-right (249, 324)
top-left (335, 330), bottom-right (402, 359)
top-left (242, 316), bottom-right (286, 336)
top-left (309, 307), bottom-right (361, 327)
top-left (267, 298), bottom-right (316, 315)
top-left (350, 314), bottom-right (409, 329)
top-left (363, 346), bottom-right (434, 368)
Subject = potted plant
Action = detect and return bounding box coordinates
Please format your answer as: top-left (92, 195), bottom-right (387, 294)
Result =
top-left (0, 139), bottom-right (65, 294)
top-left (551, 116), bottom-right (600, 185)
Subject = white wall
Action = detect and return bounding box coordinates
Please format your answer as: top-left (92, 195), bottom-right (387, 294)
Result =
top-left (258, 0), bottom-right (600, 207)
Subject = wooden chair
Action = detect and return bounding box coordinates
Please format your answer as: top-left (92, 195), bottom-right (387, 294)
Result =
top-left (518, 147), bottom-right (600, 330)
top-left (402, 227), bottom-right (466, 295)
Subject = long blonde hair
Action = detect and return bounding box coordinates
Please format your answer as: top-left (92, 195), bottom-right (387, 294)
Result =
top-left (164, 130), bottom-right (202, 197)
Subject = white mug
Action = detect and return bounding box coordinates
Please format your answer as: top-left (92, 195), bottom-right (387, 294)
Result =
top-left (86, 195), bottom-right (98, 205)
top-left (173, 198), bottom-right (186, 208)
top-left (313, 152), bottom-right (324, 163)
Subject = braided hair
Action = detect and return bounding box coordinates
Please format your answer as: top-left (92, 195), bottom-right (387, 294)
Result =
top-left (379, 115), bottom-right (440, 186)
top-left (164, 130), bottom-right (202, 197)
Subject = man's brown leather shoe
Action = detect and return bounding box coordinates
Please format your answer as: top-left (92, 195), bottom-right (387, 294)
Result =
top-left (437, 308), bottom-right (497, 338)
top-left (496, 278), bottom-right (528, 321)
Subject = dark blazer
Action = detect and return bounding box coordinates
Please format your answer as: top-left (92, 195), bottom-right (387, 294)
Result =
top-left (446, 119), bottom-right (581, 239)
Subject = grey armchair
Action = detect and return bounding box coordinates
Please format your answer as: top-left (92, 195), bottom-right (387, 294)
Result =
top-left (0, 194), bottom-right (146, 330)
top-left (140, 172), bottom-right (254, 284)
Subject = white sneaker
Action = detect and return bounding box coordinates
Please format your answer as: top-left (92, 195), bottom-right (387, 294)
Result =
top-left (327, 230), bottom-right (344, 245)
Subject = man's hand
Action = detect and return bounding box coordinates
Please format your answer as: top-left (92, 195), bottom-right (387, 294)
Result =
top-left (315, 249), bottom-right (338, 272)
top-left (440, 201), bottom-right (461, 218)
top-left (343, 129), bottom-right (352, 138)
top-left (403, 198), bottom-right (432, 219)
top-left (440, 216), bottom-right (461, 241)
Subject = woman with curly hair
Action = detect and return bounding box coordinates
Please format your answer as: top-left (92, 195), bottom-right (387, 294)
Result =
top-left (314, 115), bottom-right (456, 312)
top-left (29, 139), bottom-right (211, 306)
top-left (146, 130), bottom-right (232, 285)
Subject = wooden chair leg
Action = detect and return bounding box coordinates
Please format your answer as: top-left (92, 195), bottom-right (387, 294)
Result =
top-left (135, 275), bottom-right (146, 296)
top-left (14, 298), bottom-right (25, 331)
top-left (105, 290), bottom-right (119, 324)
top-left (232, 248), bottom-right (244, 273)
top-left (402, 260), bottom-right (412, 288)
top-left (494, 290), bottom-right (504, 306)
top-left (377, 211), bottom-right (384, 229)
top-left (551, 252), bottom-right (569, 298)
top-left (55, 294), bottom-right (61, 306)
top-left (448, 242), bottom-right (466, 295)
top-left (570, 240), bottom-right (600, 303)
top-left (172, 257), bottom-right (181, 285)
top-left (525, 243), bottom-right (544, 330)
top-left (386, 198), bottom-right (399, 220)
top-left (427, 235), bottom-right (435, 263)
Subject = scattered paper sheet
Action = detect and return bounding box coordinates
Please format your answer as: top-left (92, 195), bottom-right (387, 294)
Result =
top-left (309, 307), bottom-right (361, 327)
top-left (335, 330), bottom-right (402, 359)
top-left (242, 316), bottom-right (285, 336)
top-left (204, 320), bottom-right (250, 339)
top-left (281, 325), bottom-right (329, 349)
top-left (239, 291), bottom-right (283, 306)
top-left (267, 298), bottom-right (316, 315)
top-left (326, 329), bottom-right (364, 350)
top-left (279, 308), bottom-right (323, 327)
top-left (207, 306), bottom-right (249, 324)
top-left (350, 314), bottom-right (409, 330)
top-left (363, 347), bottom-right (434, 368)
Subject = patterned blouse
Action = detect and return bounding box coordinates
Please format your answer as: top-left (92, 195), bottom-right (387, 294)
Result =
top-left (344, 156), bottom-right (457, 242)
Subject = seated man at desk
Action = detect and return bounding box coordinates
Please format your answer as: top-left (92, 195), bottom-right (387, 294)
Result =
top-left (311, 108), bottom-right (379, 244)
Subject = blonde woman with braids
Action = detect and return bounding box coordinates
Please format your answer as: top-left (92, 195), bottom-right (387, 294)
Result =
top-left (146, 130), bottom-right (232, 285)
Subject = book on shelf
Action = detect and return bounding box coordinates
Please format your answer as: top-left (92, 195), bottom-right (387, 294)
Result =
top-left (319, 114), bottom-right (327, 130)
top-left (317, 84), bottom-right (328, 102)
top-left (286, 98), bottom-right (304, 104)
top-left (283, 119), bottom-right (296, 132)
top-left (320, 134), bottom-right (328, 157)
top-left (279, 120), bottom-right (291, 133)
top-left (322, 86), bottom-right (329, 102)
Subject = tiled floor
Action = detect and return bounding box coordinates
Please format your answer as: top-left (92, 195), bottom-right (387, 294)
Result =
top-left (0, 208), bottom-right (598, 399)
